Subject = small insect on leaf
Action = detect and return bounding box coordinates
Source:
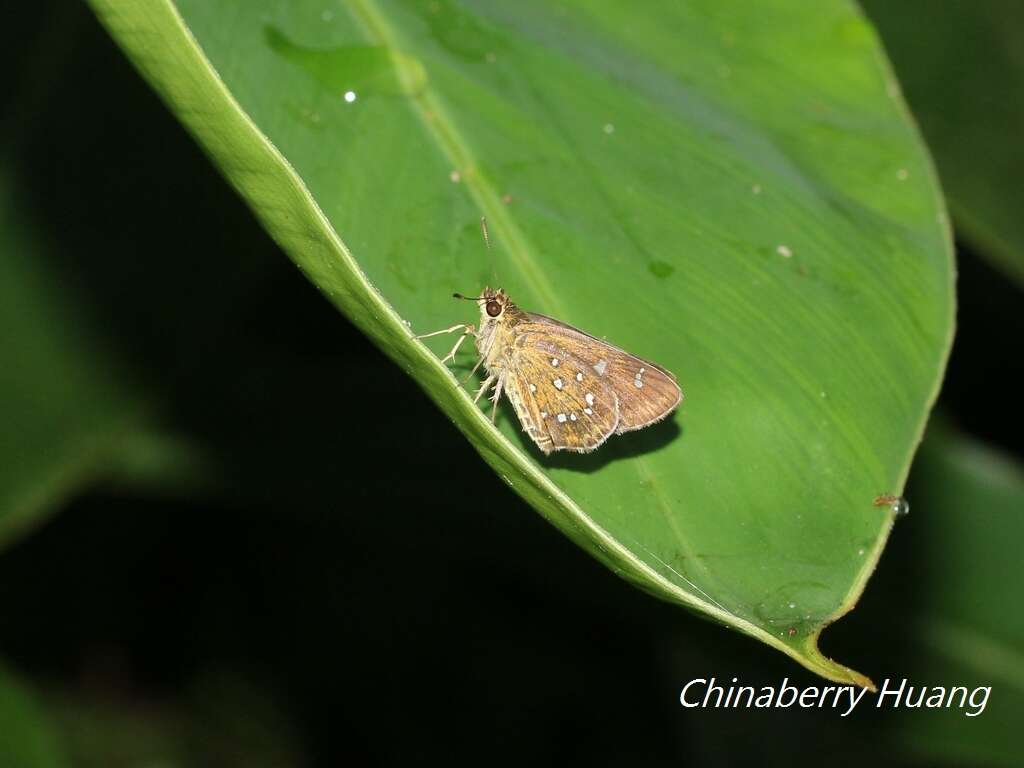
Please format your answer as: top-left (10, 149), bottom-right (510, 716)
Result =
top-left (873, 494), bottom-right (910, 516)
top-left (417, 286), bottom-right (683, 454)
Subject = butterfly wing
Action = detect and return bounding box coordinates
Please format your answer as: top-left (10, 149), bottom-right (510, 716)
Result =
top-left (518, 314), bottom-right (682, 433)
top-left (502, 333), bottom-right (620, 454)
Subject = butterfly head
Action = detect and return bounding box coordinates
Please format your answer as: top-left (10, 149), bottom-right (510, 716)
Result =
top-left (480, 287), bottom-right (511, 320)
top-left (453, 287), bottom-right (515, 323)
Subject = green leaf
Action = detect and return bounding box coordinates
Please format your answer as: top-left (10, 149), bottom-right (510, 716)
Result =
top-left (87, 0), bottom-right (953, 684)
top-left (50, 670), bottom-right (302, 768)
top-left (893, 432), bottom-right (1024, 765)
top-left (0, 172), bottom-right (146, 550)
top-left (0, 663), bottom-right (68, 768)
top-left (862, 0), bottom-right (1024, 285)
top-left (1, 8), bottom-right (214, 548)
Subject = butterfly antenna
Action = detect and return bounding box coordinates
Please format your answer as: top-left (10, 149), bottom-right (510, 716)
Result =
top-left (480, 216), bottom-right (491, 251)
top-left (481, 216), bottom-right (499, 285)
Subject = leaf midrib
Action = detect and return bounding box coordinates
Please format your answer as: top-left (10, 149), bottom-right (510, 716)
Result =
top-left (346, 0), bottom-right (739, 615)
top-left (346, 0), bottom-right (560, 313)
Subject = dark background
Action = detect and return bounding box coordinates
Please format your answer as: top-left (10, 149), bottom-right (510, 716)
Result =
top-left (1, 4), bottom-right (1019, 766)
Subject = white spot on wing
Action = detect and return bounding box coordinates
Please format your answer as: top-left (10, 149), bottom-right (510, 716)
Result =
top-left (569, 413), bottom-right (577, 421)
top-left (585, 393), bottom-right (595, 406)
top-left (553, 378), bottom-right (563, 390)
top-left (593, 359), bottom-right (608, 376)
top-left (557, 413), bottom-right (567, 423)
top-left (584, 407), bottom-right (593, 415)
top-left (575, 372), bottom-right (583, 382)
top-left (634, 379), bottom-right (643, 388)
top-left (529, 384), bottom-right (536, 393)
top-left (550, 357), bottom-right (559, 367)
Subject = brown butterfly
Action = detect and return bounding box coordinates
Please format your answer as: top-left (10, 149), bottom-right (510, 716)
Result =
top-left (416, 287), bottom-right (683, 454)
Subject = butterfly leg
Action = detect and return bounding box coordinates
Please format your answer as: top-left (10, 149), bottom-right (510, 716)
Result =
top-left (489, 376), bottom-right (504, 424)
top-left (473, 374), bottom-right (496, 404)
top-left (413, 323), bottom-right (470, 340)
top-left (461, 355), bottom-right (485, 384)
top-left (439, 327), bottom-right (475, 366)
top-left (414, 323), bottom-right (477, 367)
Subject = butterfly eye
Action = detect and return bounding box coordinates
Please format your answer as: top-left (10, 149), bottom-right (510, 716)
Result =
top-left (486, 300), bottom-right (502, 317)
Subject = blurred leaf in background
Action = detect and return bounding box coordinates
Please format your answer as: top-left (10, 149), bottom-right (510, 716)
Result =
top-left (1, 5), bottom-right (306, 764)
top-left (893, 431), bottom-right (1023, 765)
top-left (0, 169), bottom-right (208, 550)
top-left (0, 5), bottom-right (220, 551)
top-left (1, 23), bottom-right (152, 547)
top-left (0, 664), bottom-right (67, 768)
top-left (0, 168), bottom-right (142, 550)
top-left (863, 0), bottom-right (1024, 286)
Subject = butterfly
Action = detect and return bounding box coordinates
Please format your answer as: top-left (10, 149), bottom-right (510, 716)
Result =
top-left (416, 287), bottom-right (683, 454)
